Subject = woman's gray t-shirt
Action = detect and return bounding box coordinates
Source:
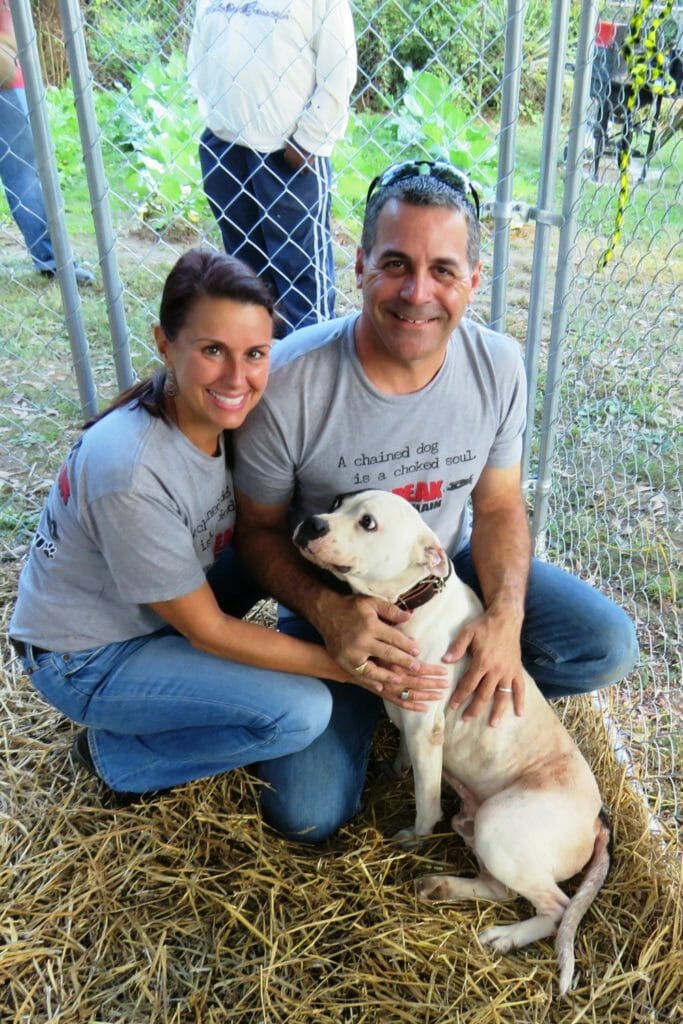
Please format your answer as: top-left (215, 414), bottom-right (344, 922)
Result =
top-left (10, 404), bottom-right (236, 651)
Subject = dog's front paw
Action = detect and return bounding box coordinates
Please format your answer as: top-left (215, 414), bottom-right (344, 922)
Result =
top-left (415, 874), bottom-right (455, 901)
top-left (479, 925), bottom-right (517, 953)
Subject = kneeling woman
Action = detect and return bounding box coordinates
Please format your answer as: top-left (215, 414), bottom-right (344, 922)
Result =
top-left (10, 249), bottom-right (349, 807)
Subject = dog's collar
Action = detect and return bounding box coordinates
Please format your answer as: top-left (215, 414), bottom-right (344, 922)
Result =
top-left (395, 560), bottom-right (453, 611)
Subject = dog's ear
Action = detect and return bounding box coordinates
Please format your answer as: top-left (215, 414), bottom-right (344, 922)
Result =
top-left (415, 532), bottom-right (449, 577)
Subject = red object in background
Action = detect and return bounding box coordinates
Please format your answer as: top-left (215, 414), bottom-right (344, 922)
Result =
top-left (595, 19), bottom-right (618, 48)
top-left (0, 4), bottom-right (24, 88)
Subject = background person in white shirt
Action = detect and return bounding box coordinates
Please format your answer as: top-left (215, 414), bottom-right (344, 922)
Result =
top-left (188, 0), bottom-right (357, 335)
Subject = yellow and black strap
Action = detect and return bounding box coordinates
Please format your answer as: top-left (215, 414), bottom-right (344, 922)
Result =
top-left (597, 0), bottom-right (677, 269)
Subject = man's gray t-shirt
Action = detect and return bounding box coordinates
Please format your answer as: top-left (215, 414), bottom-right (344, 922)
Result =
top-left (234, 313), bottom-right (526, 556)
top-left (10, 404), bottom-right (236, 651)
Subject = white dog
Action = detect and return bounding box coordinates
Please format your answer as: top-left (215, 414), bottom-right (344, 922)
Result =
top-left (293, 489), bottom-right (610, 997)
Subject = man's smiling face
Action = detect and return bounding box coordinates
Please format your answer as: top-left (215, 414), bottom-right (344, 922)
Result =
top-left (354, 198), bottom-right (481, 390)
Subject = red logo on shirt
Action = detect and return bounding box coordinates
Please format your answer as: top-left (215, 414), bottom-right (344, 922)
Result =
top-left (213, 527), bottom-right (234, 557)
top-left (57, 463), bottom-right (71, 504)
top-left (392, 479), bottom-right (443, 503)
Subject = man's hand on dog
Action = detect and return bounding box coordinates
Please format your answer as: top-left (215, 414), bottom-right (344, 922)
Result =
top-left (316, 592), bottom-right (449, 711)
top-left (443, 608), bottom-right (526, 726)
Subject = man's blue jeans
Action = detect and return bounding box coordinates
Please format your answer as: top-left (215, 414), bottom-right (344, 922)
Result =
top-left (0, 88), bottom-right (56, 272)
top-left (258, 548), bottom-right (639, 844)
top-left (18, 548), bottom-right (333, 794)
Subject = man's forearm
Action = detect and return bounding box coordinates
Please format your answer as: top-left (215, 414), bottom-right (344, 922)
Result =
top-left (235, 520), bottom-right (338, 632)
top-left (469, 502), bottom-right (531, 622)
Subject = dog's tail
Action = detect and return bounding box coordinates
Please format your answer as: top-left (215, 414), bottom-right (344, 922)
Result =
top-left (556, 812), bottom-right (611, 997)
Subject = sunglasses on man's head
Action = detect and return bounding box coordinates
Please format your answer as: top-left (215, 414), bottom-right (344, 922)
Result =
top-left (366, 160), bottom-right (480, 220)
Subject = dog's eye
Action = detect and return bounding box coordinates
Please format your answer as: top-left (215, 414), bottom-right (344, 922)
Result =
top-left (358, 514), bottom-right (377, 532)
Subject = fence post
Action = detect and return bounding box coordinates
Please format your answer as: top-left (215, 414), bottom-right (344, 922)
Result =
top-left (521, 0), bottom-right (571, 489)
top-left (531, 0), bottom-right (599, 545)
top-left (9, 0), bottom-right (97, 420)
top-left (490, 0), bottom-right (525, 332)
top-left (57, 0), bottom-right (134, 392)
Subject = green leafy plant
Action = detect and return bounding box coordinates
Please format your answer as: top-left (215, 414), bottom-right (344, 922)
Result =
top-left (44, 86), bottom-right (86, 189)
top-left (84, 0), bottom-right (189, 89)
top-left (332, 68), bottom-right (497, 233)
top-left (123, 51), bottom-right (205, 232)
top-left (331, 109), bottom-right (400, 227)
top-left (396, 69), bottom-right (497, 180)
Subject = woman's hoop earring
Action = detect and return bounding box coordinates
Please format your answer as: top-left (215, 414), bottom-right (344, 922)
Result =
top-left (163, 369), bottom-right (178, 398)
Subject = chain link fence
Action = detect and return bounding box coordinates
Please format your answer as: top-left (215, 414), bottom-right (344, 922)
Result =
top-left (1, 0), bottom-right (680, 848)
top-left (537, 0), bottom-right (682, 836)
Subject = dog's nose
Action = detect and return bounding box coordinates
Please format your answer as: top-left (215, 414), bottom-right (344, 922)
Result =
top-left (294, 515), bottom-right (329, 547)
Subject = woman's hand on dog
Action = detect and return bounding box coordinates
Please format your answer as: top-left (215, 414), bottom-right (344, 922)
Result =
top-left (376, 665), bottom-right (452, 711)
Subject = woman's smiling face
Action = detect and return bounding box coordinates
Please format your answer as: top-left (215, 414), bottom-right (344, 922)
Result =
top-left (154, 295), bottom-right (273, 454)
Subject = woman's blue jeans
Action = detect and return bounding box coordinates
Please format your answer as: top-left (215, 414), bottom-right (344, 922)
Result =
top-left (257, 548), bottom-right (638, 844)
top-left (19, 548), bottom-right (333, 795)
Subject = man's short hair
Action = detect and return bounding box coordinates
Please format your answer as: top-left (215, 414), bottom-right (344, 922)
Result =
top-left (361, 176), bottom-right (481, 271)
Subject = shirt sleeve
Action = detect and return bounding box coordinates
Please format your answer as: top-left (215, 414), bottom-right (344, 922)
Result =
top-left (486, 350), bottom-right (527, 468)
top-left (292, 0), bottom-right (357, 155)
top-left (233, 397), bottom-right (298, 508)
top-left (84, 488), bottom-right (208, 604)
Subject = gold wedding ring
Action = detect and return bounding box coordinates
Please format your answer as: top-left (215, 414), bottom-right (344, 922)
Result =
top-left (354, 660), bottom-right (369, 675)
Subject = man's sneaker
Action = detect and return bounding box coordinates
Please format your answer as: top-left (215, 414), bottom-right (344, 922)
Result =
top-left (74, 264), bottom-right (95, 285)
top-left (40, 263), bottom-right (95, 286)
